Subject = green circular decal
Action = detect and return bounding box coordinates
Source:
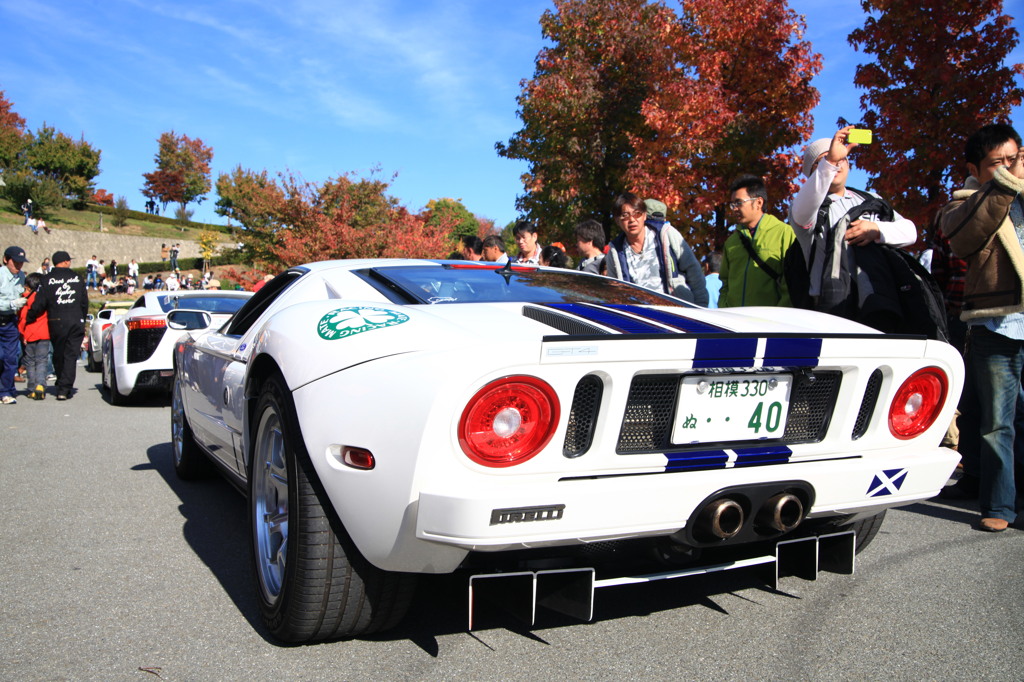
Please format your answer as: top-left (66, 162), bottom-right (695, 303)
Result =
top-left (317, 306), bottom-right (410, 340)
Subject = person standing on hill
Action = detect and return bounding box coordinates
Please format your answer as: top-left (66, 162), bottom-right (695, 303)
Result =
top-left (26, 250), bottom-right (88, 401)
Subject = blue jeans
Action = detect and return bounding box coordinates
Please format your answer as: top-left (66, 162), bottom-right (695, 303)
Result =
top-left (23, 340), bottom-right (49, 388)
top-left (969, 327), bottom-right (1024, 521)
top-left (86, 271), bottom-right (98, 288)
top-left (0, 320), bottom-right (20, 398)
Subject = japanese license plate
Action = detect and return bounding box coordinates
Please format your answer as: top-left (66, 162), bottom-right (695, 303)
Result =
top-left (672, 374), bottom-right (792, 444)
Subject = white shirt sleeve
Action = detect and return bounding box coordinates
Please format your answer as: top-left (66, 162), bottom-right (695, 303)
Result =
top-left (789, 160), bottom-right (839, 229)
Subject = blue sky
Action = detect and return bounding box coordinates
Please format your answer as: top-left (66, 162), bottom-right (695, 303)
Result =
top-left (1, 0), bottom-right (1022, 228)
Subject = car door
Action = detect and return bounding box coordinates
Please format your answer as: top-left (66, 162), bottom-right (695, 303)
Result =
top-left (184, 330), bottom-right (247, 475)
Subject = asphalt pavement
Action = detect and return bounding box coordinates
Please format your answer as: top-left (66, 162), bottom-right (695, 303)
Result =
top-left (1, 368), bottom-right (1022, 681)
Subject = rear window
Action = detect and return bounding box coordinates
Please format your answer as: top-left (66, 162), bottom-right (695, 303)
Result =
top-left (358, 264), bottom-right (688, 306)
top-left (156, 295), bottom-right (249, 314)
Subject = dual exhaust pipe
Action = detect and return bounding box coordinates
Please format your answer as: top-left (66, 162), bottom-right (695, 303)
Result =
top-left (695, 492), bottom-right (805, 542)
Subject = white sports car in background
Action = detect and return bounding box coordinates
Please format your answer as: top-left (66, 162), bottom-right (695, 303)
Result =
top-left (170, 259), bottom-right (963, 643)
top-left (85, 301), bottom-right (133, 372)
top-left (102, 289), bottom-right (252, 405)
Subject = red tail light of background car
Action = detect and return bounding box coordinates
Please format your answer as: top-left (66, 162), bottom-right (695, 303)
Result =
top-left (126, 316), bottom-right (167, 331)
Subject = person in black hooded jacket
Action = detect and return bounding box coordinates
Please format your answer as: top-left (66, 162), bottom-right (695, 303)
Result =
top-left (26, 250), bottom-right (88, 400)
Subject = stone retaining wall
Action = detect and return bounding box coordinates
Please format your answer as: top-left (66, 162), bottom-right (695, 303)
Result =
top-left (1, 222), bottom-right (207, 267)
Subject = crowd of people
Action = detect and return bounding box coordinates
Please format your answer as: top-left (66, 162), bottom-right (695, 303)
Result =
top-left (3, 123), bottom-right (1022, 532)
top-left (452, 123), bottom-right (1023, 533)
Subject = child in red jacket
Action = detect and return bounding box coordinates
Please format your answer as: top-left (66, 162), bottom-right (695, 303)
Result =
top-left (17, 272), bottom-right (49, 400)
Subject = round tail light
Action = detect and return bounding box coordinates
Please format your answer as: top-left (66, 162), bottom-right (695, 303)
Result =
top-left (888, 367), bottom-right (948, 439)
top-left (458, 375), bottom-right (560, 467)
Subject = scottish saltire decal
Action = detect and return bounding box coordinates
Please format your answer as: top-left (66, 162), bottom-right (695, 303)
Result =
top-left (867, 468), bottom-right (908, 497)
top-left (544, 303), bottom-right (671, 334)
top-left (317, 307), bottom-right (410, 340)
top-left (764, 338), bottom-right (822, 368)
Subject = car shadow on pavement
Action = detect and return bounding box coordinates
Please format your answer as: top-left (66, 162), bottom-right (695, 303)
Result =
top-left (143, 442), bottom-right (265, 639)
top-left (143, 440), bottom-right (806, 652)
top-left (371, 561), bottom-right (793, 655)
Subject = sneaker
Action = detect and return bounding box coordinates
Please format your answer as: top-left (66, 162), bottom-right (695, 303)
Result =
top-left (29, 385), bottom-right (46, 400)
top-left (46, 374), bottom-right (56, 382)
top-left (56, 393), bottom-right (67, 401)
top-left (1, 395), bottom-right (16, 405)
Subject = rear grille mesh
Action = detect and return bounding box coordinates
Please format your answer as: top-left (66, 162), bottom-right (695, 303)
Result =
top-left (127, 328), bottom-right (166, 363)
top-left (616, 371), bottom-right (842, 454)
top-left (563, 375), bottom-right (604, 458)
top-left (852, 369), bottom-right (883, 440)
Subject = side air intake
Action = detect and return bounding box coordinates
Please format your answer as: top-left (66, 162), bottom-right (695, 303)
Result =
top-left (563, 375), bottom-right (604, 458)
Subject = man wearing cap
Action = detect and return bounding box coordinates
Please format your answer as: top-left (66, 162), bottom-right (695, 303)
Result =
top-left (26, 250), bottom-right (88, 400)
top-left (1, 246), bottom-right (29, 404)
top-left (788, 125), bottom-right (916, 315)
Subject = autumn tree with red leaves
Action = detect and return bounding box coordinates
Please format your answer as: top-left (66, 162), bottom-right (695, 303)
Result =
top-left (848, 0), bottom-right (1024, 240)
top-left (92, 188), bottom-right (115, 206)
top-left (142, 131), bottom-right (214, 219)
top-left (215, 167), bottom-right (456, 271)
top-left (0, 89), bottom-right (27, 168)
top-left (630, 0), bottom-right (820, 247)
top-left (498, 0), bottom-right (820, 250)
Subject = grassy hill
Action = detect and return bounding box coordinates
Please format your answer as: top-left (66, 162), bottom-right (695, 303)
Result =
top-left (0, 204), bottom-right (232, 241)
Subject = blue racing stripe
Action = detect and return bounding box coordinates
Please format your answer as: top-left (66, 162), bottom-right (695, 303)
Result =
top-left (763, 338), bottom-right (822, 368)
top-left (732, 445), bottom-right (793, 467)
top-left (545, 303), bottom-right (671, 334)
top-left (605, 304), bottom-right (728, 333)
top-left (664, 450), bottom-right (729, 472)
top-left (693, 337), bottom-right (757, 368)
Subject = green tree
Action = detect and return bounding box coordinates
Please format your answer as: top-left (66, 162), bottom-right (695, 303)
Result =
top-left (112, 195), bottom-right (131, 227)
top-left (219, 167), bottom-right (454, 269)
top-left (215, 165), bottom-right (286, 265)
top-left (0, 89), bottom-right (27, 169)
top-left (21, 124), bottom-right (102, 207)
top-left (142, 131), bottom-right (214, 219)
top-left (424, 198), bottom-right (480, 239)
top-left (848, 0), bottom-right (1024, 237)
top-left (1, 171), bottom-right (64, 219)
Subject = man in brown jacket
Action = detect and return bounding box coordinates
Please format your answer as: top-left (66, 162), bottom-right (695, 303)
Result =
top-left (941, 123), bottom-right (1024, 532)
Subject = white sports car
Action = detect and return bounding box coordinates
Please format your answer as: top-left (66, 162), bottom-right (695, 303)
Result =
top-left (85, 301), bottom-right (133, 372)
top-left (102, 289), bottom-right (252, 404)
top-left (170, 259), bottom-right (962, 643)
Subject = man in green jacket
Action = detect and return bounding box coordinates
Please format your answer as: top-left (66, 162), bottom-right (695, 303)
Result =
top-left (719, 175), bottom-right (794, 308)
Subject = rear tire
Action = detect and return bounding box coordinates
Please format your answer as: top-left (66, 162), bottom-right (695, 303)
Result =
top-left (102, 341), bottom-right (127, 406)
top-left (171, 378), bottom-right (212, 479)
top-left (249, 374), bottom-right (415, 643)
top-left (844, 509), bottom-right (886, 553)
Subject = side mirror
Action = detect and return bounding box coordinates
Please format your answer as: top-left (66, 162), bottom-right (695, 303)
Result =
top-left (167, 309), bottom-right (213, 331)
top-left (86, 314), bottom-right (95, 323)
